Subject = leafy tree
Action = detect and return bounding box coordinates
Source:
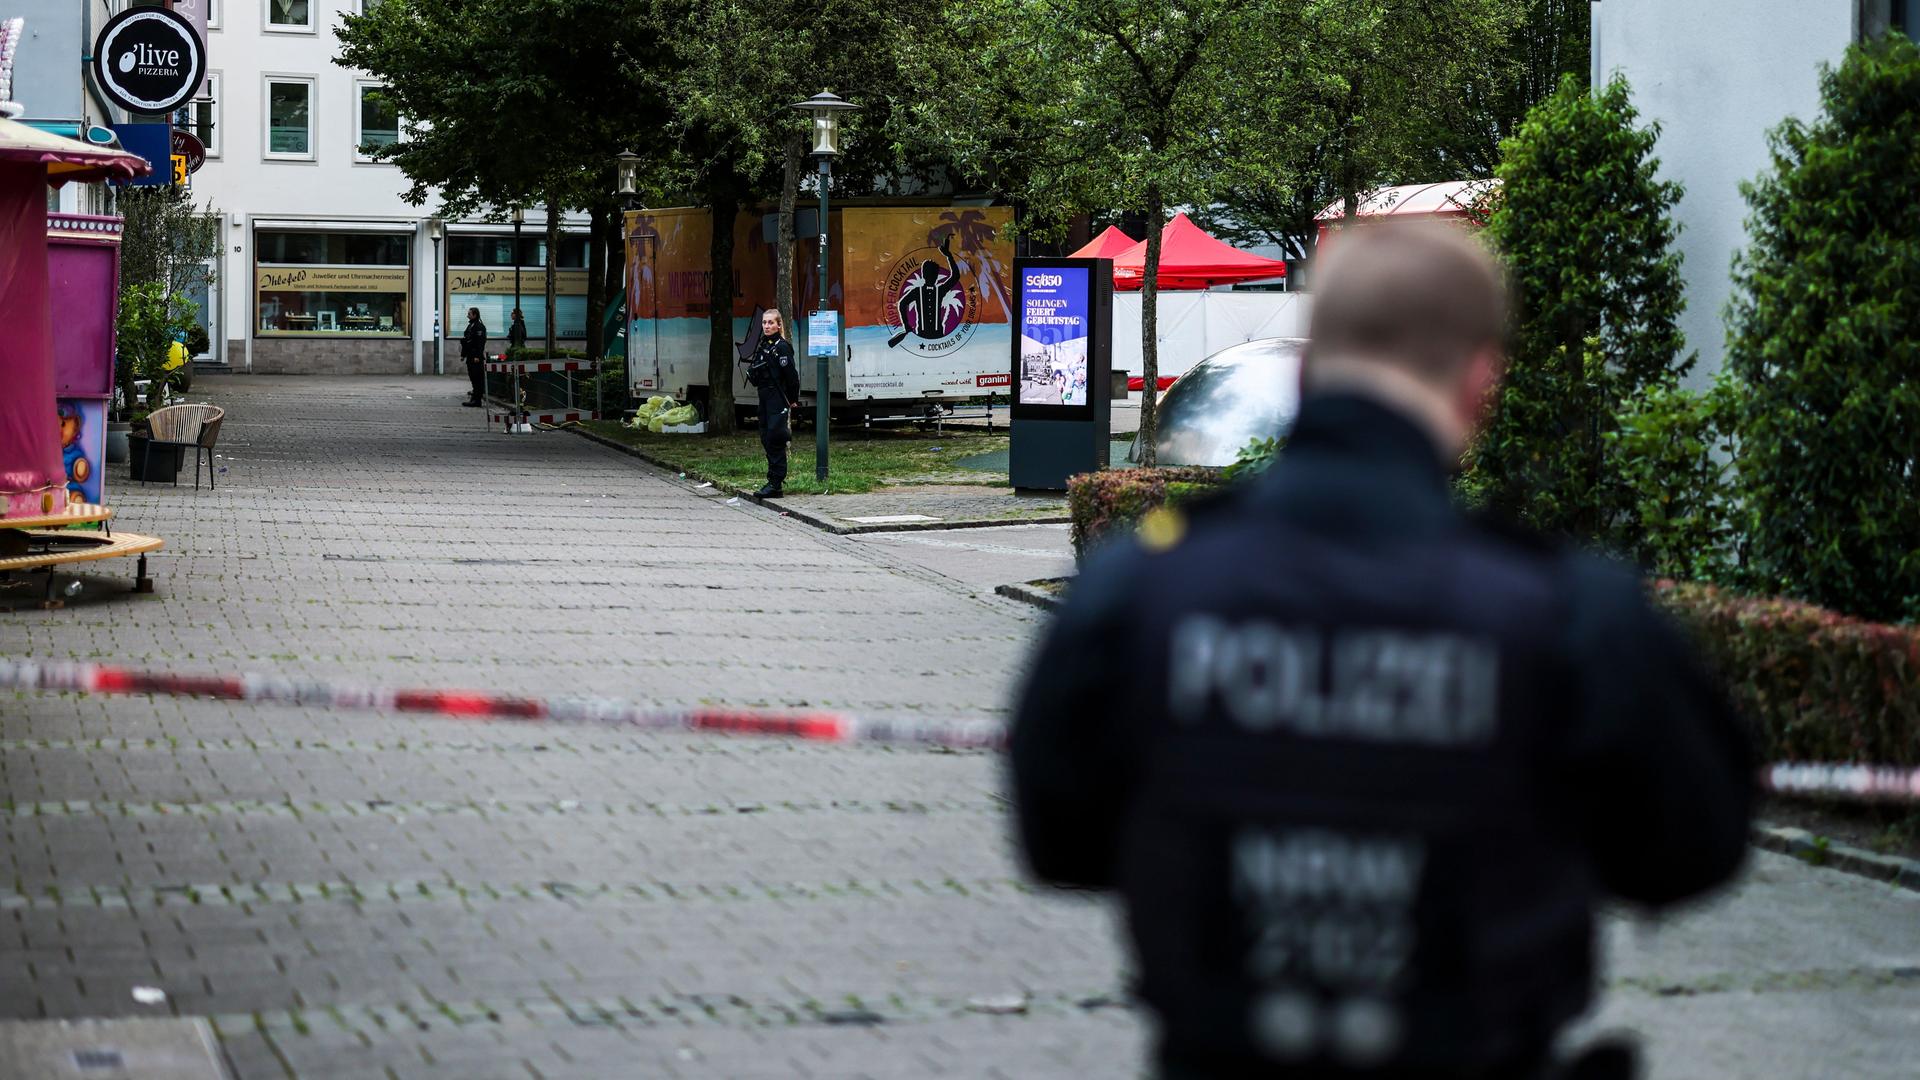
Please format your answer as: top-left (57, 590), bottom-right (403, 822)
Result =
top-left (1466, 75), bottom-right (1693, 557)
top-left (929, 0), bottom-right (1309, 464)
top-left (644, 0), bottom-right (932, 434)
top-left (114, 282), bottom-right (196, 415)
top-left (1723, 36), bottom-right (1920, 621)
top-left (1194, 0), bottom-right (1537, 262)
top-left (115, 188), bottom-right (220, 419)
top-left (336, 0), bottom-right (657, 364)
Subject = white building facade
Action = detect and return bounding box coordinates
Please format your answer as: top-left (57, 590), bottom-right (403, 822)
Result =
top-left (147, 0), bottom-right (590, 373)
top-left (1590, 0), bottom-right (1914, 380)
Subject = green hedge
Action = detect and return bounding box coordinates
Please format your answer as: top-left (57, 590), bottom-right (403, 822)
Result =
top-left (1656, 582), bottom-right (1920, 768)
top-left (1066, 467), bottom-right (1224, 559)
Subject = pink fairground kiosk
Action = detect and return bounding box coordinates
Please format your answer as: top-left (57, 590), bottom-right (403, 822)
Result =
top-left (0, 116), bottom-right (163, 609)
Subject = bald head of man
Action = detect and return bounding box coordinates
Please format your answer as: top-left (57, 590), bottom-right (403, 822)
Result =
top-left (1303, 223), bottom-right (1510, 461)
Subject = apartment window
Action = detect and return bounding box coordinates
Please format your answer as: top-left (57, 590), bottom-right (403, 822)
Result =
top-left (356, 83), bottom-right (400, 159)
top-left (361, 0), bottom-right (386, 11)
top-left (206, 0), bottom-right (222, 29)
top-left (264, 77), bottom-right (314, 159)
top-left (1859, 0), bottom-right (1920, 39)
top-left (266, 0), bottom-right (312, 31)
top-left (173, 72), bottom-right (220, 157)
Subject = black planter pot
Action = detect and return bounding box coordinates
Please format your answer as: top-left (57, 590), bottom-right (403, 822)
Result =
top-left (128, 433), bottom-right (183, 483)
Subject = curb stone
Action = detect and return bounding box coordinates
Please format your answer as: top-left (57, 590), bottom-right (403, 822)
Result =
top-left (563, 423), bottom-right (1070, 535)
top-left (994, 578), bottom-right (1070, 611)
top-left (1753, 822), bottom-right (1920, 892)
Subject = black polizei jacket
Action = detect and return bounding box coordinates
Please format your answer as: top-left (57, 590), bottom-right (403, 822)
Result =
top-left (1009, 393), bottom-right (1753, 1079)
top-left (746, 334), bottom-right (800, 405)
top-left (460, 319), bottom-right (488, 361)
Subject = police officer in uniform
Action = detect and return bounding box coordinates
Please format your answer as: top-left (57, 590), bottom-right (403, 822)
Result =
top-left (1010, 225), bottom-right (1753, 1080)
top-left (746, 308), bottom-right (801, 498)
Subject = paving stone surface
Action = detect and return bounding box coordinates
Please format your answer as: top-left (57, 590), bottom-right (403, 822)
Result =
top-left (770, 487), bottom-right (1067, 529)
top-left (4, 375), bottom-right (1916, 1079)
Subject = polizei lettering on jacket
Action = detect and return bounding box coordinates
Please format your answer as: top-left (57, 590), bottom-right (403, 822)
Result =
top-left (1168, 617), bottom-right (1499, 744)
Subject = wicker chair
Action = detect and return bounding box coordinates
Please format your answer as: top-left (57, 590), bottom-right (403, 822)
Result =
top-left (144, 403), bottom-right (225, 490)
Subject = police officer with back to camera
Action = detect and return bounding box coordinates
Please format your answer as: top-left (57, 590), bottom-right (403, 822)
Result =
top-left (1010, 224), bottom-right (1753, 1080)
top-left (746, 308), bottom-right (801, 498)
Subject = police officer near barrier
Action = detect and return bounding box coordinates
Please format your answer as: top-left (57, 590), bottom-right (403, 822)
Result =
top-left (1010, 224), bottom-right (1753, 1080)
top-left (745, 308), bottom-right (802, 498)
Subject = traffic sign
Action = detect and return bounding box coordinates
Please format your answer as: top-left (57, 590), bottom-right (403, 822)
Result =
top-left (170, 154), bottom-right (188, 186)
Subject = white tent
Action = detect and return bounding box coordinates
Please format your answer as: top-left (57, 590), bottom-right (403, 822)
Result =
top-left (1112, 291), bottom-right (1312, 385)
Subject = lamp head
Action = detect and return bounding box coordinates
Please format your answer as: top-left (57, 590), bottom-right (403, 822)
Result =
top-left (616, 149), bottom-right (641, 198)
top-left (788, 91), bottom-right (859, 157)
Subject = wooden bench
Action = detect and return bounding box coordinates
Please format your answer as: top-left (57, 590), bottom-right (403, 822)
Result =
top-left (0, 504), bottom-right (162, 609)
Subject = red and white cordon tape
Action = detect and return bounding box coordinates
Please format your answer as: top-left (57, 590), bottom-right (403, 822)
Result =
top-left (0, 660), bottom-right (1003, 750)
top-left (3, 660), bottom-right (1916, 801)
top-left (1763, 762), bottom-right (1920, 803)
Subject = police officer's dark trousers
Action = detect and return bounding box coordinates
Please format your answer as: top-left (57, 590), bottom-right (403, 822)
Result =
top-left (758, 385), bottom-right (790, 489)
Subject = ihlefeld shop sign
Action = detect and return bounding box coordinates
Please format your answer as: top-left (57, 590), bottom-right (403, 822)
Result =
top-left (92, 6), bottom-right (206, 115)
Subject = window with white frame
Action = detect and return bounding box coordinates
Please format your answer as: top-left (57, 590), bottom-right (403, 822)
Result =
top-left (356, 83), bottom-right (400, 160)
top-left (266, 0), bottom-right (312, 31)
top-left (361, 0), bottom-right (387, 12)
top-left (264, 76), bottom-right (314, 159)
top-left (206, 0), bottom-right (222, 29)
top-left (172, 72), bottom-right (221, 157)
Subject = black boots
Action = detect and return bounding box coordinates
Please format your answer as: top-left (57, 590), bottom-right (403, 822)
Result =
top-left (754, 484), bottom-right (783, 499)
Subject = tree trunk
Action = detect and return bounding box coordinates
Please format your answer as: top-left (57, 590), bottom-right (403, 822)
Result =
top-left (776, 136), bottom-right (802, 344)
top-left (706, 178), bottom-right (739, 436)
top-left (603, 213), bottom-right (624, 315)
top-left (543, 198), bottom-right (560, 359)
top-left (1138, 181), bottom-right (1165, 467)
top-left (585, 204), bottom-right (607, 363)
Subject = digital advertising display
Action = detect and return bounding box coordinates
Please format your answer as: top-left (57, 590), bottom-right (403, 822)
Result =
top-left (1017, 266), bottom-right (1091, 408)
top-left (1009, 256), bottom-right (1112, 488)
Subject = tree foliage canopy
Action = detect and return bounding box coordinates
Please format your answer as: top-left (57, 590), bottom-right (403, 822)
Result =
top-left (1724, 36), bottom-right (1920, 621)
top-left (1467, 75), bottom-right (1698, 561)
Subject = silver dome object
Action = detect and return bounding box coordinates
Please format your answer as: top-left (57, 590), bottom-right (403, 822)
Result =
top-left (1131, 337), bottom-right (1304, 467)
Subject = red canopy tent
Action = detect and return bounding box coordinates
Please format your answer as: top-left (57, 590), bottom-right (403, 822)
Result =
top-left (1067, 225), bottom-right (1138, 260)
top-left (1111, 213), bottom-right (1289, 291)
top-left (0, 117), bottom-right (146, 518)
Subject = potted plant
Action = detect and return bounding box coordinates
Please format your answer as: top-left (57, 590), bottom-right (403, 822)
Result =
top-left (117, 282), bottom-right (187, 482)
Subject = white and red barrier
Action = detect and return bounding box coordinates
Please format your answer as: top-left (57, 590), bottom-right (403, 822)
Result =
top-left (0, 660), bottom-right (1002, 750)
top-left (2, 659), bottom-right (1914, 800)
top-left (485, 359), bottom-right (597, 374)
top-left (486, 409), bottom-right (599, 426)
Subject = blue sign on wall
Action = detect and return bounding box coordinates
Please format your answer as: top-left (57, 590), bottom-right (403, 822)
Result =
top-left (110, 123), bottom-right (172, 187)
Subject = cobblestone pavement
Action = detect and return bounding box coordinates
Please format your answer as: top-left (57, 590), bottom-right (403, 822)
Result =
top-left (5, 375), bottom-right (1917, 1079)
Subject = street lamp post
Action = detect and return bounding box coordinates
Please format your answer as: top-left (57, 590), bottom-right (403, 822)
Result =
top-left (615, 150), bottom-right (643, 422)
top-left (788, 91), bottom-right (859, 484)
top-left (511, 205), bottom-right (524, 347)
top-left (427, 217), bottom-right (445, 376)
